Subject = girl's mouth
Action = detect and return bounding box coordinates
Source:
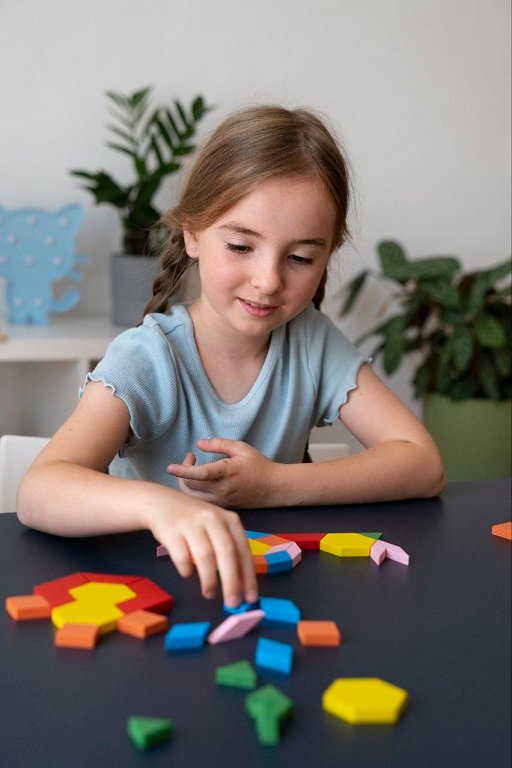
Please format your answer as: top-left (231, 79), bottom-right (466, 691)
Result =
top-left (239, 298), bottom-right (278, 317)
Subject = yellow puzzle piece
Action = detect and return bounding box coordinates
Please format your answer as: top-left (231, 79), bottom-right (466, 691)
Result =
top-left (247, 539), bottom-right (270, 556)
top-left (51, 601), bottom-right (123, 634)
top-left (69, 582), bottom-right (136, 604)
top-left (319, 533), bottom-right (374, 557)
top-left (322, 677), bottom-right (408, 724)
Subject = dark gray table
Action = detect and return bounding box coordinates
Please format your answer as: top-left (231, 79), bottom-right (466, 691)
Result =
top-left (1, 479), bottom-right (511, 767)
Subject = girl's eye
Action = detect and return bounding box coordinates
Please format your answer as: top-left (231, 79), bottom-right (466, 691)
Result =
top-left (289, 254), bottom-right (314, 266)
top-left (226, 243), bottom-right (251, 254)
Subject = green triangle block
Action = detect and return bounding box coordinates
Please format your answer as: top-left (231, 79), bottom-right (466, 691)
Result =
top-left (127, 715), bottom-right (174, 751)
top-left (215, 660), bottom-right (257, 690)
top-left (360, 532), bottom-right (383, 540)
top-left (245, 685), bottom-right (293, 745)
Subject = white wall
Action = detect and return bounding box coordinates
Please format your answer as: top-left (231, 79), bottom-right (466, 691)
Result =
top-left (1, 0), bottom-right (510, 447)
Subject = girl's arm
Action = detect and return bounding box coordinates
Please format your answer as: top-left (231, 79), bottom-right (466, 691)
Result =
top-left (168, 364), bottom-right (446, 507)
top-left (17, 383), bottom-right (258, 608)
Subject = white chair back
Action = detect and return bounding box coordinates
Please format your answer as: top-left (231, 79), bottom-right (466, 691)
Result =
top-left (0, 434), bottom-right (49, 513)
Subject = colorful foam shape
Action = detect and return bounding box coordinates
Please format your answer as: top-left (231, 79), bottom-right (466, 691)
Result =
top-left (127, 715), bottom-right (174, 751)
top-left (382, 541), bottom-right (410, 566)
top-left (255, 637), bottom-right (294, 675)
top-left (33, 572), bottom-right (88, 607)
top-left (322, 677), bottom-right (408, 724)
top-left (80, 572), bottom-right (141, 584)
top-left (117, 610), bottom-right (169, 639)
top-left (275, 532), bottom-right (327, 549)
top-left (55, 622), bottom-right (99, 649)
top-left (259, 596), bottom-right (301, 626)
top-left (51, 599), bottom-right (123, 634)
top-left (248, 539), bottom-right (271, 556)
top-left (208, 609), bottom-right (265, 644)
top-left (216, 660), bottom-right (258, 690)
top-left (491, 521), bottom-right (512, 540)
top-left (297, 620), bottom-right (341, 647)
top-left (116, 577), bottom-right (173, 614)
top-left (69, 582), bottom-right (136, 604)
top-left (370, 539), bottom-right (387, 565)
top-left (223, 600), bottom-right (260, 615)
top-left (245, 684), bottom-right (293, 746)
top-left (320, 533), bottom-right (374, 557)
top-left (164, 621), bottom-right (210, 652)
top-left (5, 594), bottom-right (52, 621)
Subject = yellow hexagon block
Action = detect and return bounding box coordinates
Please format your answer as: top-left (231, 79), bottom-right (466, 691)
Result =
top-left (69, 582), bottom-right (136, 604)
top-left (248, 539), bottom-right (270, 555)
top-left (319, 533), bottom-right (374, 557)
top-left (322, 678), bottom-right (408, 724)
top-left (52, 601), bottom-right (123, 634)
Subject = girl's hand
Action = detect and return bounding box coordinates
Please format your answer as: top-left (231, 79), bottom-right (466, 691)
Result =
top-left (167, 438), bottom-right (276, 508)
top-left (149, 490), bottom-right (258, 609)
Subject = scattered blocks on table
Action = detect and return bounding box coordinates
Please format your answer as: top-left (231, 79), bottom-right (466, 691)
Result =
top-left (322, 677), bottom-right (408, 724)
top-left (243, 531), bottom-right (303, 574)
top-left (297, 620), bottom-right (341, 647)
top-left (126, 715), bottom-right (174, 751)
top-left (5, 594), bottom-right (51, 621)
top-left (370, 539), bottom-right (387, 565)
top-left (117, 609), bottom-right (169, 639)
top-left (259, 596), bottom-right (301, 626)
top-left (164, 621), bottom-right (210, 652)
top-left (245, 684), bottom-right (293, 745)
top-left (55, 622), bottom-right (99, 649)
top-left (255, 637), bottom-right (294, 675)
top-left (275, 532), bottom-right (326, 550)
top-left (320, 533), bottom-right (374, 557)
top-left (208, 609), bottom-right (264, 644)
top-left (491, 521), bottom-right (512, 540)
top-left (215, 660), bottom-right (258, 690)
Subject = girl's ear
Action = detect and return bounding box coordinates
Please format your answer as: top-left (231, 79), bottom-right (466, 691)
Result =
top-left (183, 229), bottom-right (199, 259)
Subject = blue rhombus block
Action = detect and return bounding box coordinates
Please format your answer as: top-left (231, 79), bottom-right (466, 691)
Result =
top-left (255, 637), bottom-right (294, 675)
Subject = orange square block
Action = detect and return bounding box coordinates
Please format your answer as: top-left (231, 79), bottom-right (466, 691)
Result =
top-left (6, 594), bottom-right (52, 621)
top-left (117, 609), bottom-right (168, 639)
top-left (491, 521), bottom-right (512, 541)
top-left (55, 623), bottom-right (99, 649)
top-left (297, 620), bottom-right (342, 647)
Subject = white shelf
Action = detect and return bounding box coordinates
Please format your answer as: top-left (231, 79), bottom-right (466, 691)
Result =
top-left (0, 315), bottom-right (121, 437)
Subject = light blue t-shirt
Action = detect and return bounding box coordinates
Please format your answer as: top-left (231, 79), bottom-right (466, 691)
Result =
top-left (84, 303), bottom-right (365, 487)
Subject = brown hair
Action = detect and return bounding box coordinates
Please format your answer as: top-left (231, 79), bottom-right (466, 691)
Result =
top-left (143, 105), bottom-right (352, 316)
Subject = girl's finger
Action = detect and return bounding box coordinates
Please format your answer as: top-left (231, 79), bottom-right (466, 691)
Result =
top-left (164, 533), bottom-right (195, 579)
top-left (186, 526), bottom-right (219, 600)
top-left (227, 516), bottom-right (258, 603)
top-left (204, 516), bottom-right (245, 608)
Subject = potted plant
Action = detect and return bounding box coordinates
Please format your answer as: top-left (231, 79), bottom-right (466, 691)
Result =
top-left (71, 86), bottom-right (211, 325)
top-left (341, 240), bottom-right (511, 481)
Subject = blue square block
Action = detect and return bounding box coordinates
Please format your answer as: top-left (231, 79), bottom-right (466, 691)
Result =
top-left (259, 597), bottom-right (301, 626)
top-left (164, 622), bottom-right (210, 652)
top-left (255, 637), bottom-right (294, 675)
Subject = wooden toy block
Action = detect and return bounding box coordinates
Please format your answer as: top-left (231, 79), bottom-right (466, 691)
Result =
top-left (215, 660), bottom-right (258, 690)
top-left (370, 539), bottom-right (387, 565)
top-left (275, 532), bottom-right (326, 549)
top-left (319, 533), bottom-right (374, 557)
top-left (69, 582), bottom-right (136, 605)
top-left (245, 530), bottom-right (270, 539)
top-left (80, 572), bottom-right (141, 584)
top-left (266, 541), bottom-right (302, 565)
top-left (382, 541), bottom-right (410, 566)
top-left (5, 594), bottom-right (51, 621)
top-left (259, 534), bottom-right (291, 547)
top-left (126, 715), bottom-right (174, 751)
top-left (253, 555), bottom-right (269, 574)
top-left (255, 637), bottom-right (294, 675)
top-left (223, 600), bottom-right (260, 615)
top-left (117, 610), bottom-right (169, 639)
top-left (208, 609), bottom-right (264, 644)
top-left (245, 684), bottom-right (293, 745)
top-left (51, 600), bottom-right (122, 634)
top-left (360, 532), bottom-right (383, 540)
top-left (116, 577), bottom-right (173, 614)
top-left (491, 521), bottom-right (512, 540)
top-left (248, 539), bottom-right (270, 555)
top-left (265, 550), bottom-right (293, 573)
top-left (33, 572), bottom-right (88, 607)
top-left (54, 622), bottom-right (99, 649)
top-left (164, 621), bottom-right (210, 652)
top-left (259, 596), bottom-right (301, 626)
top-left (322, 677), bottom-right (408, 724)
top-left (297, 620), bottom-right (341, 647)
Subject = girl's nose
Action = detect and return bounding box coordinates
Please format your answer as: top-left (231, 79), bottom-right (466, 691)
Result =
top-left (250, 260), bottom-right (283, 295)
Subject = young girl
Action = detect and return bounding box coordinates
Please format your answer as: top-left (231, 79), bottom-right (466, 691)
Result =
top-left (18, 105), bottom-right (445, 608)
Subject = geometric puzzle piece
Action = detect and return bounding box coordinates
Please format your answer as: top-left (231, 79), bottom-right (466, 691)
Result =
top-left (322, 677), bottom-right (408, 724)
top-left (275, 533), bottom-right (327, 550)
top-left (51, 600), bottom-right (123, 634)
top-left (126, 715), bottom-right (174, 751)
top-left (381, 541), bottom-right (410, 566)
top-left (253, 555), bottom-right (269, 574)
top-left (319, 533), bottom-right (374, 557)
top-left (248, 539), bottom-right (271, 556)
top-left (370, 539), bottom-right (387, 565)
top-left (259, 596), bottom-right (301, 626)
top-left (255, 637), bottom-right (294, 675)
top-left (215, 660), bottom-right (258, 690)
top-left (245, 684), bottom-right (294, 746)
top-left (116, 577), bottom-right (173, 614)
top-left (117, 610), bottom-right (169, 639)
top-left (164, 622), bottom-right (210, 652)
top-left (54, 623), bottom-right (100, 649)
top-left (297, 620), bottom-right (341, 647)
top-left (360, 532), bottom-right (384, 540)
top-left (33, 572), bottom-right (88, 608)
top-left (5, 594), bottom-right (52, 621)
top-left (80, 572), bottom-right (142, 584)
top-left (207, 609), bottom-right (265, 645)
top-left (69, 582), bottom-right (136, 605)
top-left (491, 521), bottom-right (512, 541)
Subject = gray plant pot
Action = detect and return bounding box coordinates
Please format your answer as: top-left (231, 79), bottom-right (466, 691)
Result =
top-left (110, 253), bottom-right (158, 327)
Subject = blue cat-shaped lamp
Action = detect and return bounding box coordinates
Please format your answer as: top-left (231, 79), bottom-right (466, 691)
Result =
top-left (0, 204), bottom-right (88, 324)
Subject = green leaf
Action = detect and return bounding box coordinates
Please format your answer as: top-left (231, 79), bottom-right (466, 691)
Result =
top-left (420, 278), bottom-right (460, 307)
top-left (105, 90), bottom-right (129, 109)
top-left (449, 378), bottom-right (479, 400)
top-left (451, 326), bottom-right (474, 372)
top-left (493, 347), bottom-right (511, 377)
top-left (381, 316), bottom-right (406, 374)
top-left (130, 86), bottom-right (152, 109)
top-left (106, 124), bottom-right (137, 146)
top-left (341, 270), bottom-right (368, 314)
top-left (406, 257), bottom-right (460, 280)
top-left (377, 241), bottom-right (407, 280)
top-left (413, 360), bottom-right (432, 398)
top-left (474, 314), bottom-right (507, 348)
top-left (106, 142), bottom-right (138, 159)
top-left (479, 354), bottom-right (501, 399)
top-left (440, 307), bottom-right (465, 326)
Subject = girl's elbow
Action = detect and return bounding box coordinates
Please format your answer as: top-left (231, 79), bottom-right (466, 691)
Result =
top-left (420, 449), bottom-right (447, 498)
top-left (16, 471), bottom-right (39, 528)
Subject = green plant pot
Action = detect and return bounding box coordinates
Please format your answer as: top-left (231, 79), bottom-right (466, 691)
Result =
top-left (423, 393), bottom-right (512, 482)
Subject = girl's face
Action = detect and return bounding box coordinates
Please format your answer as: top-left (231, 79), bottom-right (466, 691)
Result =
top-left (184, 176), bottom-right (336, 341)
